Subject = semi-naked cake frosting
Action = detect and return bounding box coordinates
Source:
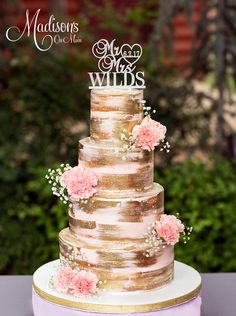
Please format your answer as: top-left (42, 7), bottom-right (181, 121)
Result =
top-left (58, 88), bottom-right (174, 292)
top-left (32, 38), bottom-right (201, 315)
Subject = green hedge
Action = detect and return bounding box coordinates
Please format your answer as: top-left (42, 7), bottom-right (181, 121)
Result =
top-left (0, 44), bottom-right (90, 273)
top-left (1, 157), bottom-right (236, 274)
top-left (156, 157), bottom-right (236, 272)
top-left (2, 167), bottom-right (67, 273)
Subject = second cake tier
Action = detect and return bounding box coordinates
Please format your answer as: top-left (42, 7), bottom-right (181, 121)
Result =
top-left (79, 137), bottom-right (153, 196)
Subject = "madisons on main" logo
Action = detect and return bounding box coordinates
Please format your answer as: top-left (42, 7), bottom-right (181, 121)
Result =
top-left (6, 9), bottom-right (81, 52)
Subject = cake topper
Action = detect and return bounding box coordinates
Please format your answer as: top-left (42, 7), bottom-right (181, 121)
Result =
top-left (88, 39), bottom-right (145, 89)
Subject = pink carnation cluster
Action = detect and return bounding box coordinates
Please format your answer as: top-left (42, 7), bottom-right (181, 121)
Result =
top-left (53, 265), bottom-right (98, 297)
top-left (60, 165), bottom-right (98, 200)
top-left (156, 214), bottom-right (185, 245)
top-left (132, 116), bottom-right (166, 151)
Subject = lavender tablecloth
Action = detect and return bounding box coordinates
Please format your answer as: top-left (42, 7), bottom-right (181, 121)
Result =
top-left (0, 274), bottom-right (235, 316)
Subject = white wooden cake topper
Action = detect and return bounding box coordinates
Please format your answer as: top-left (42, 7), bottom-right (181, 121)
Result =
top-left (88, 39), bottom-right (145, 89)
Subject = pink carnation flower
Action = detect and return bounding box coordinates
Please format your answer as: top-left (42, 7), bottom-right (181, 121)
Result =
top-left (156, 214), bottom-right (185, 245)
top-left (53, 266), bottom-right (75, 293)
top-left (53, 266), bottom-right (98, 297)
top-left (60, 165), bottom-right (98, 200)
top-left (71, 270), bottom-right (98, 297)
top-left (132, 116), bottom-right (166, 151)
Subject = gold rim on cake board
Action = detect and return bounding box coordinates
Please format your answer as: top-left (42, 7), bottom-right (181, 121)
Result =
top-left (32, 281), bottom-right (201, 313)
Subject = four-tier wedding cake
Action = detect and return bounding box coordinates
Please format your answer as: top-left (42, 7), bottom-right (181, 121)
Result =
top-left (32, 40), bottom-right (202, 316)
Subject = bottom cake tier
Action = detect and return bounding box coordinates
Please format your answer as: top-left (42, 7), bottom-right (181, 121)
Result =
top-left (32, 260), bottom-right (202, 315)
top-left (59, 228), bottom-right (174, 292)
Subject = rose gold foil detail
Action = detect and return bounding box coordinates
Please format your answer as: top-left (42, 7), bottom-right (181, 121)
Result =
top-left (90, 89), bottom-right (143, 143)
top-left (78, 138), bottom-right (153, 194)
top-left (57, 88), bottom-right (175, 292)
top-left (59, 228), bottom-right (174, 291)
top-left (60, 250), bottom-right (173, 291)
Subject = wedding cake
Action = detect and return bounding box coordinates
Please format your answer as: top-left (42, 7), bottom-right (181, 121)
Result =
top-left (32, 39), bottom-right (201, 316)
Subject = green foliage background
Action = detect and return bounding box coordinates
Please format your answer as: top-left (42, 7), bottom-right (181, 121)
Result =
top-left (1, 1), bottom-right (236, 274)
top-left (0, 45), bottom-right (89, 273)
top-left (157, 158), bottom-right (236, 272)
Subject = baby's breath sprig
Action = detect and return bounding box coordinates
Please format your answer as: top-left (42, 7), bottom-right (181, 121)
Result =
top-left (143, 105), bottom-right (151, 117)
top-left (159, 139), bottom-right (171, 153)
top-left (45, 163), bottom-right (72, 204)
top-left (144, 221), bottom-right (164, 258)
top-left (130, 94), bottom-right (157, 117)
top-left (182, 226), bottom-right (193, 244)
top-left (174, 212), bottom-right (193, 245)
top-left (143, 104), bottom-right (157, 117)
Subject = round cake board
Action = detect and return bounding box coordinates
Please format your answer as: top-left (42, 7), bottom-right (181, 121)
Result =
top-left (32, 260), bottom-right (202, 315)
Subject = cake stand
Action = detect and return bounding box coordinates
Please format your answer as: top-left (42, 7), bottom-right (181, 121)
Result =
top-left (32, 260), bottom-right (201, 316)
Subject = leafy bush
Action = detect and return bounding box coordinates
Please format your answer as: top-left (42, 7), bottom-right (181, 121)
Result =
top-left (0, 43), bottom-right (90, 273)
top-left (2, 167), bottom-right (67, 274)
top-left (156, 157), bottom-right (236, 272)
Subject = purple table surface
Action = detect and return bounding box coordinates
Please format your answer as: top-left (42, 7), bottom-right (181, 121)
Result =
top-left (0, 273), bottom-right (235, 316)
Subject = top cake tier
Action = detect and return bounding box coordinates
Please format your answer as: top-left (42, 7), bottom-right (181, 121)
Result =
top-left (90, 89), bottom-right (143, 144)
